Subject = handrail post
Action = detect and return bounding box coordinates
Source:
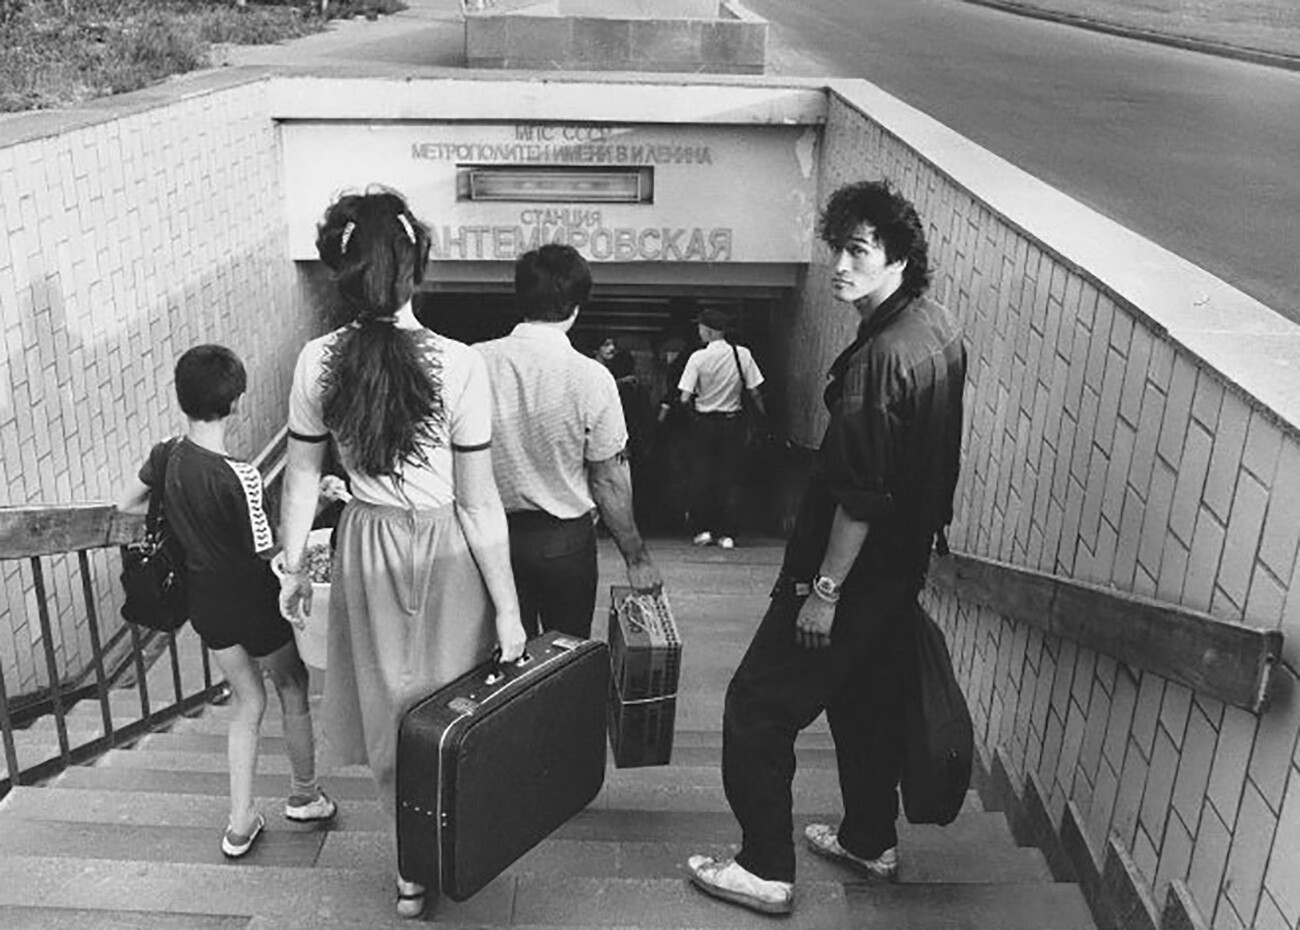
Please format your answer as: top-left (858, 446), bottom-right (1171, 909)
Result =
top-left (0, 658), bottom-right (19, 786)
top-left (167, 631), bottom-right (183, 705)
top-left (30, 557), bottom-right (73, 767)
top-left (77, 551), bottom-right (114, 738)
top-left (201, 646), bottom-right (214, 692)
top-left (126, 613), bottom-right (151, 719)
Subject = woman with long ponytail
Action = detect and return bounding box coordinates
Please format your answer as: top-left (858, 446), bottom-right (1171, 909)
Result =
top-left (277, 188), bottom-right (525, 919)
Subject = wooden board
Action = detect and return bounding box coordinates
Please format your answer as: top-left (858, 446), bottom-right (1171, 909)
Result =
top-left (0, 506), bottom-right (144, 559)
top-left (929, 551), bottom-right (1281, 714)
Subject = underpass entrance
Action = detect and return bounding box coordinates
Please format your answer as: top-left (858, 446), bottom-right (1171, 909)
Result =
top-left (415, 285), bottom-right (798, 537)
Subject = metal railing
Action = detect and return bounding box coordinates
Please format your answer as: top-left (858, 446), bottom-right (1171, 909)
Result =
top-left (0, 428), bottom-right (288, 798)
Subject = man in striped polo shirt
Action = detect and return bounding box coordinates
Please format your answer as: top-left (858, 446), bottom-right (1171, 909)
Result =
top-left (476, 244), bottom-right (662, 639)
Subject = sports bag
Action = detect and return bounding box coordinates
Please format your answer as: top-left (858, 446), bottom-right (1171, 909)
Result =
top-left (900, 603), bottom-right (973, 825)
top-left (119, 439), bottom-right (188, 632)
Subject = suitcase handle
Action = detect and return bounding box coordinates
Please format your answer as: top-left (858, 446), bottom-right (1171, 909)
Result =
top-left (484, 650), bottom-right (534, 686)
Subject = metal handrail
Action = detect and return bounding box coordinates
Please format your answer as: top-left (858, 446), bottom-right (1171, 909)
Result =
top-left (0, 427), bottom-right (288, 797)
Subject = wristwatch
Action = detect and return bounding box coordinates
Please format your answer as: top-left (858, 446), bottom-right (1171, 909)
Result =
top-left (812, 574), bottom-right (842, 603)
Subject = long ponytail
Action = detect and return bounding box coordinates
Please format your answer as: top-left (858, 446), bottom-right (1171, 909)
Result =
top-left (315, 190), bottom-right (444, 476)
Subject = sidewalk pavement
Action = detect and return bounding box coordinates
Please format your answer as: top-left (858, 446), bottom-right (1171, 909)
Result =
top-left (959, 0), bottom-right (1300, 72)
top-left (211, 0), bottom-right (1300, 75)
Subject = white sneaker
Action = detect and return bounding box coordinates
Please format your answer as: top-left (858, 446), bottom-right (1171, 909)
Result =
top-left (716, 536), bottom-right (735, 550)
top-left (804, 823), bottom-right (898, 881)
top-left (692, 531), bottom-right (714, 546)
top-left (687, 855), bottom-right (793, 915)
top-left (285, 789), bottom-right (337, 823)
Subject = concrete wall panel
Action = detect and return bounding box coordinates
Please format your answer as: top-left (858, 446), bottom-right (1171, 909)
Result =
top-left (0, 78), bottom-right (316, 696)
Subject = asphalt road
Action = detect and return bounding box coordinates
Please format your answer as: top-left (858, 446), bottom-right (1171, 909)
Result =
top-left (747, 0), bottom-right (1300, 325)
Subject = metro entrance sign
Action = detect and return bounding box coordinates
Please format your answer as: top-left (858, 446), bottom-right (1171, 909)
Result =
top-left (282, 122), bottom-right (819, 265)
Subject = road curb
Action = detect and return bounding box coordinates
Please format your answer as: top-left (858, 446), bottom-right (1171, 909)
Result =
top-left (960, 0), bottom-right (1300, 72)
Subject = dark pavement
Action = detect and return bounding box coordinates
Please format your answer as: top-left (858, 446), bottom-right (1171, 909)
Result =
top-left (748, 0), bottom-right (1300, 325)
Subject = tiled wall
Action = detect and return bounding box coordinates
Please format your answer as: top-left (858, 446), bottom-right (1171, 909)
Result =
top-left (0, 77), bottom-right (317, 698)
top-left (795, 92), bottom-right (1300, 927)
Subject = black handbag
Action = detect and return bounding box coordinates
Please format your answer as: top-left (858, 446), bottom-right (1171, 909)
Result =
top-left (120, 439), bottom-right (189, 632)
top-left (900, 603), bottom-right (973, 826)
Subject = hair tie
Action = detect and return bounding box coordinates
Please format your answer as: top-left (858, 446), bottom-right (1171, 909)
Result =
top-left (396, 214), bottom-right (416, 245)
top-left (340, 221), bottom-right (356, 255)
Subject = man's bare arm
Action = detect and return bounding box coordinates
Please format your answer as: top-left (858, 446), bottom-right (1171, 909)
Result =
top-left (588, 450), bottom-right (663, 592)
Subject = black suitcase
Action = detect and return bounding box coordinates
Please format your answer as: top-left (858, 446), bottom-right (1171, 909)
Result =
top-left (396, 631), bottom-right (609, 901)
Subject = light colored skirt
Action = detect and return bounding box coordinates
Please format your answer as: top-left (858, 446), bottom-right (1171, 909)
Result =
top-left (321, 500), bottom-right (494, 815)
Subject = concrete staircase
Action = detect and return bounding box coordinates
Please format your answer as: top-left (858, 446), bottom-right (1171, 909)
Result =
top-left (0, 542), bottom-right (1098, 928)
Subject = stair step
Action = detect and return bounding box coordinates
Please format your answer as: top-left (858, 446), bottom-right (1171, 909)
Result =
top-left (0, 855), bottom-right (514, 927)
top-left (1, 788), bottom-right (999, 844)
top-left (51, 766), bottom-right (381, 801)
top-left (0, 787), bottom-right (390, 832)
top-left (96, 748), bottom-right (372, 779)
top-left (0, 905), bottom-right (246, 929)
top-left (47, 756), bottom-right (984, 821)
top-left (131, 731), bottom-right (843, 769)
top-left (81, 747), bottom-right (898, 813)
top-left (162, 698), bottom-right (829, 738)
top-left (0, 868), bottom-right (1092, 926)
top-left (0, 813), bottom-right (1049, 884)
top-left (0, 818), bottom-right (329, 868)
top-left (843, 881), bottom-right (1096, 929)
top-left (0, 854), bottom-right (877, 928)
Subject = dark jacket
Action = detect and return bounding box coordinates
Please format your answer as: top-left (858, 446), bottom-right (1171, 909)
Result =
top-left (781, 290), bottom-right (966, 596)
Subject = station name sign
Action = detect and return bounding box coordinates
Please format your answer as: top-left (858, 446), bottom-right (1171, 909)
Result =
top-left (431, 208), bottom-right (731, 262)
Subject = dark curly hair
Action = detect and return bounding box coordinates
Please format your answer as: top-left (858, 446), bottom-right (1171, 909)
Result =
top-left (818, 180), bottom-right (932, 298)
top-left (315, 188), bottom-right (444, 477)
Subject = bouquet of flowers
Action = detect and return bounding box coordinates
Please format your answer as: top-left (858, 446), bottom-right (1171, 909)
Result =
top-left (303, 541), bottom-right (332, 584)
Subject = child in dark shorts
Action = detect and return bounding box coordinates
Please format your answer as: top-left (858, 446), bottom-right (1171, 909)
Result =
top-left (118, 345), bottom-right (337, 857)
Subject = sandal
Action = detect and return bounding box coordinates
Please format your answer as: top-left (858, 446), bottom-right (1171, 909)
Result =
top-left (396, 877), bottom-right (427, 920)
top-left (221, 812), bottom-right (266, 859)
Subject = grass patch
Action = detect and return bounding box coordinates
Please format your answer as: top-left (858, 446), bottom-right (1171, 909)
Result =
top-left (0, 0), bottom-right (407, 113)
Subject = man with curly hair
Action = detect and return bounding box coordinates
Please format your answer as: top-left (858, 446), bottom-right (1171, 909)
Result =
top-left (687, 180), bottom-right (967, 915)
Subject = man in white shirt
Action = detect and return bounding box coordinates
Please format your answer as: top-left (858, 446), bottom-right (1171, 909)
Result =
top-left (677, 307), bottom-right (767, 550)
top-left (477, 244), bottom-right (662, 638)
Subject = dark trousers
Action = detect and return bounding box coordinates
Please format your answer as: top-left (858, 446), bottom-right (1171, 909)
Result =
top-left (722, 583), bottom-right (919, 882)
top-left (507, 511), bottom-right (598, 639)
top-left (689, 413), bottom-right (746, 537)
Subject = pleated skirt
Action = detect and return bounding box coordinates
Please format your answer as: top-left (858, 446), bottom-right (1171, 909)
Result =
top-left (320, 500), bottom-right (494, 807)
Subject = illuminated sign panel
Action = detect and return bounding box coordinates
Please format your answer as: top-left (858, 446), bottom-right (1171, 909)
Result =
top-left (282, 122), bottom-right (819, 264)
top-left (462, 167), bottom-right (653, 204)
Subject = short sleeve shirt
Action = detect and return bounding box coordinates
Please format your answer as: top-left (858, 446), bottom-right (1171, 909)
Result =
top-left (288, 323), bottom-right (492, 510)
top-left (677, 340), bottom-right (765, 413)
top-left (475, 322), bottom-right (627, 519)
top-left (139, 438), bottom-right (275, 577)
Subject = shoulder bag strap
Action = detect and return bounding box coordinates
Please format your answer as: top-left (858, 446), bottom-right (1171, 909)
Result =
top-left (148, 438), bottom-right (180, 533)
top-left (730, 342), bottom-right (748, 395)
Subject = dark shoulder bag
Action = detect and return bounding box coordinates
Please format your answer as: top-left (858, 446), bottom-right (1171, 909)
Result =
top-left (120, 439), bottom-right (189, 632)
top-left (900, 603), bottom-right (973, 825)
top-left (730, 343), bottom-right (767, 449)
